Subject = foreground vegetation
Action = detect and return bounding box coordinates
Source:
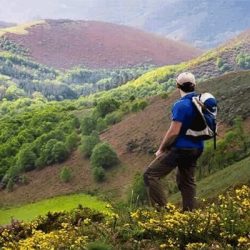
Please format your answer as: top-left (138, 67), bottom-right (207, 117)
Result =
top-left (0, 185), bottom-right (249, 249)
top-left (0, 194), bottom-right (109, 225)
top-left (169, 156), bottom-right (250, 204)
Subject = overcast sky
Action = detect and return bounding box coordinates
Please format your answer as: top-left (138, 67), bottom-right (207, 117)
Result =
top-left (0, 0), bottom-right (178, 23)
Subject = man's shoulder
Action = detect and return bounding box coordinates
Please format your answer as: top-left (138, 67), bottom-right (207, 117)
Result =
top-left (172, 98), bottom-right (191, 110)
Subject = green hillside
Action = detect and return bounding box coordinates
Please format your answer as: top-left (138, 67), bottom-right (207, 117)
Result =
top-left (0, 30), bottom-right (249, 103)
top-left (169, 156), bottom-right (250, 204)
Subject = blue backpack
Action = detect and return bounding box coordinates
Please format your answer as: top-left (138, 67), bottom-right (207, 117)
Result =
top-left (186, 93), bottom-right (218, 149)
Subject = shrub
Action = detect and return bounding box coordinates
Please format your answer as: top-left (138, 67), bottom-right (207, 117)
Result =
top-left (60, 167), bottom-right (72, 183)
top-left (6, 178), bottom-right (14, 192)
top-left (65, 132), bottom-right (79, 151)
top-left (18, 174), bottom-right (29, 185)
top-left (79, 133), bottom-right (100, 158)
top-left (216, 57), bottom-right (223, 68)
top-left (96, 98), bottom-right (120, 117)
top-left (131, 99), bottom-right (148, 112)
top-left (197, 117), bottom-right (248, 179)
top-left (216, 57), bottom-right (230, 72)
top-left (236, 53), bottom-right (250, 69)
top-left (90, 143), bottom-right (119, 169)
top-left (96, 118), bottom-right (108, 132)
top-left (92, 167), bottom-right (106, 182)
top-left (127, 172), bottom-right (148, 207)
top-left (81, 116), bottom-right (97, 135)
top-left (104, 111), bottom-right (123, 125)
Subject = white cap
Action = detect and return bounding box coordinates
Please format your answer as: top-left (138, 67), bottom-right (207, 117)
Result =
top-left (176, 72), bottom-right (196, 85)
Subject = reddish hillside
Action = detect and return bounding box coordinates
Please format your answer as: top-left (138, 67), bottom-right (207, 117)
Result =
top-left (3, 19), bottom-right (201, 69)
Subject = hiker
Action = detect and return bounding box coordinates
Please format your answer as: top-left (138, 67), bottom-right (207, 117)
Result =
top-left (143, 72), bottom-right (204, 211)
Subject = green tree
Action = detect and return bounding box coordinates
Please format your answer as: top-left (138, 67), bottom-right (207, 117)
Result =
top-left (96, 98), bottom-right (120, 117)
top-left (79, 133), bottom-right (100, 158)
top-left (81, 116), bottom-right (97, 135)
top-left (16, 144), bottom-right (36, 171)
top-left (65, 132), bottom-right (79, 151)
top-left (52, 141), bottom-right (68, 163)
top-left (90, 142), bottom-right (119, 169)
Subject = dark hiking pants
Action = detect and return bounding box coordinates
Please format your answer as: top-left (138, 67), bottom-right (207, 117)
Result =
top-left (143, 148), bottom-right (202, 211)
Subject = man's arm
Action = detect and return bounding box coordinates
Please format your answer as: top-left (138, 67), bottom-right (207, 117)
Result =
top-left (155, 121), bottom-right (182, 157)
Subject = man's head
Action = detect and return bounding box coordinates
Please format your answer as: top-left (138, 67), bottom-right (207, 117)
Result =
top-left (176, 72), bottom-right (196, 93)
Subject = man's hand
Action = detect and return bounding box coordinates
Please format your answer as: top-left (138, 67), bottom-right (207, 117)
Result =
top-left (155, 149), bottom-right (164, 157)
top-left (157, 121), bottom-right (182, 153)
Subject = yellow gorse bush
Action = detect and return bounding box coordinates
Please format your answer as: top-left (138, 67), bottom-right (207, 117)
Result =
top-left (0, 185), bottom-right (249, 249)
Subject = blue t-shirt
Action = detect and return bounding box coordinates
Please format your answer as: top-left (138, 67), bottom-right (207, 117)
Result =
top-left (171, 92), bottom-right (204, 149)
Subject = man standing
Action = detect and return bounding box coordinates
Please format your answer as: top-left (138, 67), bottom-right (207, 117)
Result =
top-left (143, 72), bottom-right (203, 211)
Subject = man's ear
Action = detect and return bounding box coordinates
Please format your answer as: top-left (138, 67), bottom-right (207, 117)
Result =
top-left (176, 83), bottom-right (181, 89)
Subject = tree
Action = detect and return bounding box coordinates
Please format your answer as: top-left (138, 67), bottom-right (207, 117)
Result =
top-left (65, 132), bottom-right (79, 151)
top-left (81, 116), bottom-right (97, 135)
top-left (52, 141), bottom-right (68, 163)
top-left (16, 144), bottom-right (36, 171)
top-left (90, 142), bottom-right (119, 169)
top-left (95, 98), bottom-right (120, 117)
top-left (79, 132), bottom-right (100, 158)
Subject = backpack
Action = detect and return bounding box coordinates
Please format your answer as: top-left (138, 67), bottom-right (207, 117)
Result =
top-left (186, 93), bottom-right (218, 149)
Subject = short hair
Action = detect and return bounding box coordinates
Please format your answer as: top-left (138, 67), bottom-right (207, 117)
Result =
top-left (177, 82), bottom-right (195, 93)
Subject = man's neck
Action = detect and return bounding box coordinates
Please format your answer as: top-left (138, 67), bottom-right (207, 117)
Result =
top-left (180, 90), bottom-right (192, 97)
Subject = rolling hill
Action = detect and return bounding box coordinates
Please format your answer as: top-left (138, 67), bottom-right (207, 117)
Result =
top-left (0, 21), bottom-right (15, 29)
top-left (0, 19), bottom-right (201, 69)
top-left (3, 0), bottom-right (250, 48)
top-left (0, 70), bottom-right (249, 207)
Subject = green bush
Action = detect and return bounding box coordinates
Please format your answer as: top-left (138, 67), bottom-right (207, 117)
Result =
top-left (96, 98), bottom-right (120, 117)
top-left (65, 132), bottom-right (79, 151)
top-left (6, 178), bottom-right (14, 192)
top-left (216, 57), bottom-right (230, 72)
top-left (19, 174), bottom-right (29, 185)
top-left (96, 118), bottom-right (108, 132)
top-left (90, 142), bottom-right (119, 169)
top-left (104, 111), bottom-right (123, 125)
top-left (79, 133), bottom-right (100, 158)
top-left (127, 172), bottom-right (148, 207)
top-left (60, 167), bottom-right (72, 183)
top-left (81, 116), bottom-right (97, 135)
top-left (236, 53), bottom-right (250, 69)
top-left (197, 117), bottom-right (249, 179)
top-left (216, 57), bottom-right (223, 68)
top-left (92, 167), bottom-right (106, 182)
top-left (131, 99), bottom-right (148, 112)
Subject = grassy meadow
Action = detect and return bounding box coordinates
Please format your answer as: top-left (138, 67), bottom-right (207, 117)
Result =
top-left (0, 193), bottom-right (109, 225)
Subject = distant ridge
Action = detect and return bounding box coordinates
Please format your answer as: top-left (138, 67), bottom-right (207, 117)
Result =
top-left (0, 21), bottom-right (16, 29)
top-left (0, 19), bottom-right (202, 69)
